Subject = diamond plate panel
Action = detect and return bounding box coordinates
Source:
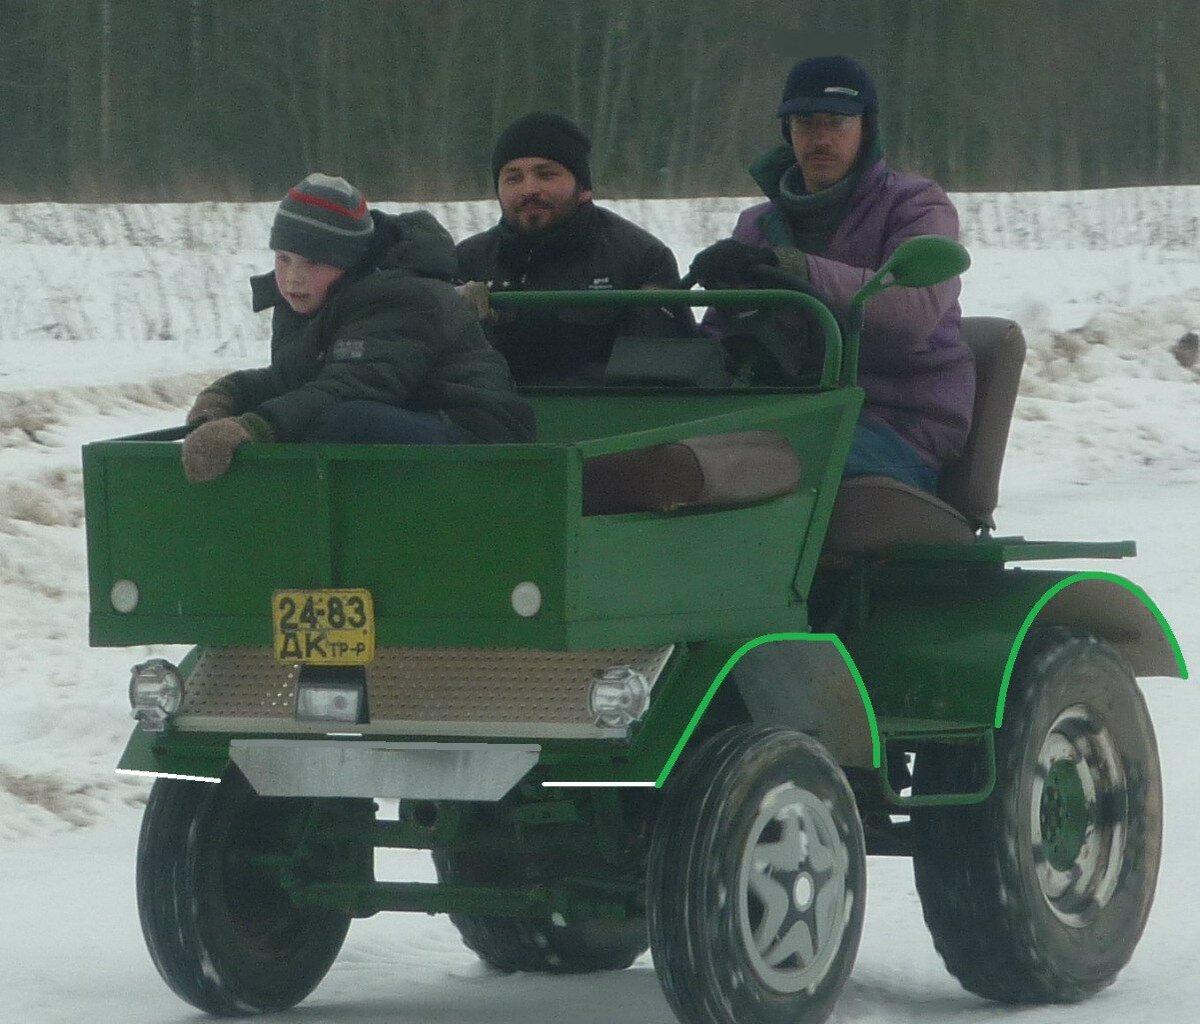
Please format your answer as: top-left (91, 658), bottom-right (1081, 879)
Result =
top-left (176, 645), bottom-right (674, 730)
top-left (180, 647), bottom-right (297, 719)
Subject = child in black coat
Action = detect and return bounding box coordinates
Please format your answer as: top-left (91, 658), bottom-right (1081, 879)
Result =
top-left (182, 173), bottom-right (534, 484)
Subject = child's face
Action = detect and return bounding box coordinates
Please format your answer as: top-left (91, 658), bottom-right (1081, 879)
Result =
top-left (274, 251), bottom-right (345, 315)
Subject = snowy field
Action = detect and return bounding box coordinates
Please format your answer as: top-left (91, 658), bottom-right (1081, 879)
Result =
top-left (0, 189), bottom-right (1197, 1023)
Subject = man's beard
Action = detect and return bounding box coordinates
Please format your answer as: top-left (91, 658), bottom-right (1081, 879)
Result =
top-left (504, 189), bottom-right (585, 235)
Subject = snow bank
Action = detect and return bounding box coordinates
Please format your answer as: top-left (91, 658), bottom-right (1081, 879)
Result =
top-left (4, 187), bottom-right (1200, 353)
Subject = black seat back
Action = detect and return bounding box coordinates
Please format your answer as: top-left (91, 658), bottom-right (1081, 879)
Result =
top-left (937, 317), bottom-right (1026, 530)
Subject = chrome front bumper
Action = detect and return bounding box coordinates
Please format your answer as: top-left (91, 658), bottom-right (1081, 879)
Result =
top-left (229, 739), bottom-right (541, 800)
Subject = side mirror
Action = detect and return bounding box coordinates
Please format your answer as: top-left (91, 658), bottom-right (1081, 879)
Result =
top-left (851, 235), bottom-right (970, 307)
top-left (840, 235), bottom-right (969, 387)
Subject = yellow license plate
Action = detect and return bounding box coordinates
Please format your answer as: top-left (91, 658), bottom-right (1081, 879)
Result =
top-left (272, 589), bottom-right (374, 665)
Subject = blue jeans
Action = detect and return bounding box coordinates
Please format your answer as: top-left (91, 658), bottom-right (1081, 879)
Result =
top-left (844, 417), bottom-right (938, 493)
top-left (301, 401), bottom-right (468, 444)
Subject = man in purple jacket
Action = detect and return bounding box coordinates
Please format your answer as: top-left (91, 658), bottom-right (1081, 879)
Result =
top-left (688, 55), bottom-right (974, 492)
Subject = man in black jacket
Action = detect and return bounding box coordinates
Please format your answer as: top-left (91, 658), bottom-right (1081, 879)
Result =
top-left (456, 113), bottom-right (689, 385)
top-left (182, 173), bottom-right (535, 484)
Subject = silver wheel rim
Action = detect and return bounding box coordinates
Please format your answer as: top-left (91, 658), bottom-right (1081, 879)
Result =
top-left (1030, 703), bottom-right (1127, 927)
top-left (736, 781), bottom-right (853, 993)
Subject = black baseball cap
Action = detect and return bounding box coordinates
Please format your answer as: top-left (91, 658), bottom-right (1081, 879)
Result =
top-left (777, 55), bottom-right (879, 117)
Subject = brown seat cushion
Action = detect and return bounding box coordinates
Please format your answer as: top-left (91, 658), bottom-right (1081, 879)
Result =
top-left (824, 475), bottom-right (974, 554)
top-left (582, 430), bottom-right (801, 516)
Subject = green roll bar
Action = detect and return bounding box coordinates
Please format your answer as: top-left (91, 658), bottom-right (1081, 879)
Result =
top-left (488, 234), bottom-right (971, 392)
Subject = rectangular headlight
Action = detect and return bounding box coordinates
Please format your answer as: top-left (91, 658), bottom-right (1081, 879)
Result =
top-left (295, 667), bottom-right (367, 725)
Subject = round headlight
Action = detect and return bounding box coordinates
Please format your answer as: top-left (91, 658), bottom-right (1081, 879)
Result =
top-left (129, 659), bottom-right (184, 715)
top-left (588, 665), bottom-right (651, 728)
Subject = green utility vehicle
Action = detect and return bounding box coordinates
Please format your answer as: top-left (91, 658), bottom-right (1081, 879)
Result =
top-left (83, 237), bottom-right (1186, 1024)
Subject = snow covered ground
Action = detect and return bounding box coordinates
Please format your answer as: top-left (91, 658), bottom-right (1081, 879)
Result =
top-left (0, 190), bottom-right (1197, 1022)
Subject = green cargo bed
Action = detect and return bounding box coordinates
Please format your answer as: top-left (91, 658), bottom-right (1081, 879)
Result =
top-left (84, 388), bottom-right (860, 651)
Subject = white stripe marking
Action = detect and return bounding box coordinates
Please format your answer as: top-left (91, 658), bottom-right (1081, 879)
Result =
top-left (541, 780), bottom-right (657, 788)
top-left (116, 768), bottom-right (221, 784)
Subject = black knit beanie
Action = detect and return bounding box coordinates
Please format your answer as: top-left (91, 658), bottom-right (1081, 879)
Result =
top-left (269, 173), bottom-right (375, 269)
top-left (491, 113), bottom-right (592, 190)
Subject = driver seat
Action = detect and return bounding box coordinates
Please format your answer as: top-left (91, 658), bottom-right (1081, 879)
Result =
top-left (824, 317), bottom-right (1026, 554)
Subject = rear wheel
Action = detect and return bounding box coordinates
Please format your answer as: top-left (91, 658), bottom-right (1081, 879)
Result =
top-left (647, 725), bottom-right (866, 1024)
top-left (136, 770), bottom-right (354, 1015)
top-left (433, 848), bottom-right (648, 973)
top-left (912, 629), bottom-right (1162, 1002)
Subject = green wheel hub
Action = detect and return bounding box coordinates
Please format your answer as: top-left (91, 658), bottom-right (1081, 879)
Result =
top-left (1039, 758), bottom-right (1089, 870)
top-left (1030, 703), bottom-right (1128, 927)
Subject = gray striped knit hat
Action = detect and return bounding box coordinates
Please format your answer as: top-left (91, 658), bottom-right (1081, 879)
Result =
top-left (269, 173), bottom-right (375, 269)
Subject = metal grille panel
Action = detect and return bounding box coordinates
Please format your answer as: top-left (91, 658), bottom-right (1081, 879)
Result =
top-left (176, 645), bottom-right (674, 733)
top-left (180, 648), bottom-right (296, 719)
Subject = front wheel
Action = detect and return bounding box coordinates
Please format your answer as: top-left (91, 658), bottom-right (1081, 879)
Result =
top-left (136, 770), bottom-right (354, 1016)
top-left (912, 629), bottom-right (1163, 1003)
top-left (647, 725), bottom-right (866, 1024)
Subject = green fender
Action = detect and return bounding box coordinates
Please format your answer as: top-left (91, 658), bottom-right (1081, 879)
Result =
top-left (618, 634), bottom-right (881, 787)
top-left (837, 568), bottom-right (1187, 731)
top-left (116, 725), bottom-right (227, 783)
top-left (993, 570), bottom-right (1187, 726)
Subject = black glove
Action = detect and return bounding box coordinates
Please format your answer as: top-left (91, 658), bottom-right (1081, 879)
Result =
top-left (687, 240), bottom-right (778, 288)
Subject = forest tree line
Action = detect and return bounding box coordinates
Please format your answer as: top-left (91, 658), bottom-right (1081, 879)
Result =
top-left (1, 0), bottom-right (1195, 202)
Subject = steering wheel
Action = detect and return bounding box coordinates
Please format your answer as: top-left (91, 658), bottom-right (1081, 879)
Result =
top-left (744, 264), bottom-right (852, 341)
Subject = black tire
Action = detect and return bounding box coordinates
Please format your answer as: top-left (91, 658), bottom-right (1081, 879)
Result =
top-left (432, 848), bottom-right (648, 973)
top-left (647, 725), bottom-right (866, 1024)
top-left (912, 629), bottom-right (1162, 1003)
top-left (136, 770), bottom-right (353, 1016)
